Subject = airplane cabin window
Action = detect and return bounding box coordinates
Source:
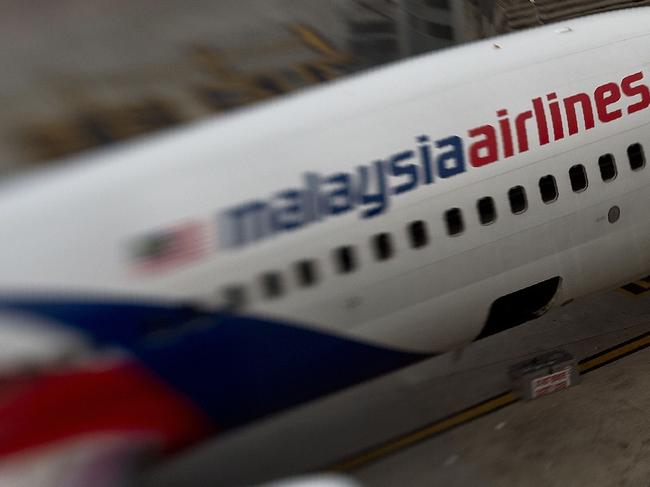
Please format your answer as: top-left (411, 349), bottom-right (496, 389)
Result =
top-left (569, 164), bottom-right (588, 192)
top-left (445, 208), bottom-right (464, 236)
top-left (598, 154), bottom-right (617, 181)
top-left (295, 259), bottom-right (318, 287)
top-left (373, 232), bottom-right (394, 260)
top-left (260, 272), bottom-right (284, 299)
top-left (628, 143), bottom-right (645, 171)
top-left (334, 245), bottom-right (357, 273)
top-left (508, 186), bottom-right (528, 214)
top-left (222, 285), bottom-right (247, 311)
top-left (477, 197), bottom-right (496, 225)
top-left (408, 220), bottom-right (429, 248)
top-left (539, 175), bottom-right (558, 204)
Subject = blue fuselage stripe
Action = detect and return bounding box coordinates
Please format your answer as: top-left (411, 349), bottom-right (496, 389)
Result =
top-left (0, 298), bottom-right (428, 429)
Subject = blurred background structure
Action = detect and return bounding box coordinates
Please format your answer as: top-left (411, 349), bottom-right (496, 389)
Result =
top-left (3, 1), bottom-right (650, 486)
top-left (1, 0), bottom-right (649, 174)
top-left (494, 0), bottom-right (650, 32)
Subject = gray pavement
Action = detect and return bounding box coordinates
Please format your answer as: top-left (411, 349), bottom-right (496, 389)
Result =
top-left (141, 286), bottom-right (650, 486)
top-left (356, 345), bottom-right (650, 487)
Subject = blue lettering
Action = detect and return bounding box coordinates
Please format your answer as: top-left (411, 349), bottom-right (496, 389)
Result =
top-left (436, 136), bottom-right (466, 179)
top-left (274, 190), bottom-right (306, 231)
top-left (389, 150), bottom-right (418, 195)
top-left (303, 172), bottom-right (323, 223)
top-left (220, 132), bottom-right (475, 249)
top-left (417, 135), bottom-right (434, 184)
top-left (324, 173), bottom-right (355, 215)
top-left (358, 161), bottom-right (388, 218)
top-left (220, 200), bottom-right (274, 248)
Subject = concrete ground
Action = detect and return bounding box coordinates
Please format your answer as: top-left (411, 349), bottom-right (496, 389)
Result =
top-left (355, 346), bottom-right (650, 487)
top-left (141, 285), bottom-right (650, 486)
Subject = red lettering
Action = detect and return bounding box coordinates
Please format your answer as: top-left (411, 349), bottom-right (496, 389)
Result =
top-left (563, 93), bottom-right (594, 135)
top-left (532, 97), bottom-right (550, 146)
top-left (468, 125), bottom-right (498, 167)
top-left (497, 109), bottom-right (514, 158)
top-left (547, 93), bottom-right (565, 141)
top-left (594, 82), bottom-right (623, 123)
top-left (462, 71), bottom-right (648, 174)
top-left (622, 71), bottom-right (650, 114)
top-left (515, 110), bottom-right (533, 153)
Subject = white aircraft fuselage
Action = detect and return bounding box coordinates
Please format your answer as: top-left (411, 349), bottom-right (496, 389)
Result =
top-left (0, 7), bottom-right (649, 457)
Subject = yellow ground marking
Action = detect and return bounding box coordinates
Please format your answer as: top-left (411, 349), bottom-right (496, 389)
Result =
top-left (619, 277), bottom-right (650, 297)
top-left (578, 333), bottom-right (650, 373)
top-left (331, 332), bottom-right (650, 472)
top-left (332, 392), bottom-right (518, 472)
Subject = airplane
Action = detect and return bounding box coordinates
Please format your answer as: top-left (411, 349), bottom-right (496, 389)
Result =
top-left (1, 5), bottom-right (650, 484)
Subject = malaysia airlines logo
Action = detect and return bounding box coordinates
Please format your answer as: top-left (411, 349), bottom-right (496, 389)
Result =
top-left (218, 71), bottom-right (650, 249)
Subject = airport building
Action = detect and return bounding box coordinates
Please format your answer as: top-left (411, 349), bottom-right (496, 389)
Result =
top-left (4, 0), bottom-right (647, 173)
top-left (341, 0), bottom-right (494, 59)
top-left (494, 0), bottom-right (650, 32)
top-left (339, 0), bottom-right (402, 68)
top-left (395, 0), bottom-right (494, 55)
top-left (342, 0), bottom-right (650, 59)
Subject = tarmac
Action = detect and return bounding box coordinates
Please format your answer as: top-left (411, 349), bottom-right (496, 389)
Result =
top-left (141, 283), bottom-right (650, 486)
top-left (355, 345), bottom-right (650, 486)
